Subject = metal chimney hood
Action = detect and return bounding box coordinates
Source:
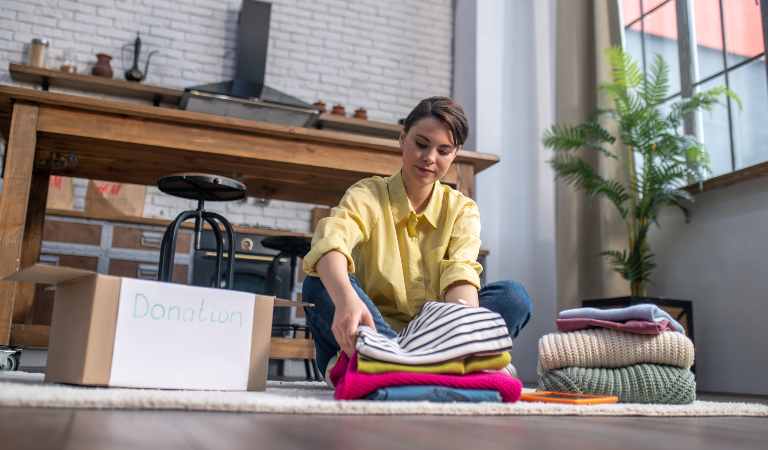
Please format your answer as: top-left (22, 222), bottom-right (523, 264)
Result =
top-left (181, 0), bottom-right (318, 127)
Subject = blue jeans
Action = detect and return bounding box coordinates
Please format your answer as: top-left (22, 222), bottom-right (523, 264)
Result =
top-left (302, 276), bottom-right (533, 374)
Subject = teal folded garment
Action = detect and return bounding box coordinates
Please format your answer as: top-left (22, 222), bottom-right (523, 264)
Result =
top-left (366, 385), bottom-right (502, 402)
top-left (538, 364), bottom-right (696, 404)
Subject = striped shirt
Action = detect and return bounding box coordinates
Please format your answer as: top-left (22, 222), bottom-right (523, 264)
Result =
top-left (355, 301), bottom-right (513, 365)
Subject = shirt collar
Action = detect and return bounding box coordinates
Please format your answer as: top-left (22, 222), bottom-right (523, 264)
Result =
top-left (387, 170), bottom-right (442, 229)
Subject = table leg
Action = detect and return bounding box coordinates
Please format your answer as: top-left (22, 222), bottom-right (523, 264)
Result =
top-left (0, 103), bottom-right (43, 345)
top-left (11, 172), bottom-right (49, 325)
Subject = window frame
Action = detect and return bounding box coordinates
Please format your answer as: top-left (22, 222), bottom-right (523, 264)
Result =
top-left (614, 0), bottom-right (768, 192)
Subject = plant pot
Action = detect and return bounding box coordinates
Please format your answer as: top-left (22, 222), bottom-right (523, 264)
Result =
top-left (91, 53), bottom-right (113, 78)
top-left (353, 107), bottom-right (368, 120)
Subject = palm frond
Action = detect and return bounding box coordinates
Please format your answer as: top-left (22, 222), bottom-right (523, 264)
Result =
top-left (601, 247), bottom-right (656, 285)
top-left (667, 86), bottom-right (740, 127)
top-left (549, 155), bottom-right (629, 218)
top-left (542, 122), bottom-right (617, 158)
top-left (542, 124), bottom-right (586, 151)
top-left (605, 47), bottom-right (643, 90)
top-left (641, 54), bottom-right (670, 107)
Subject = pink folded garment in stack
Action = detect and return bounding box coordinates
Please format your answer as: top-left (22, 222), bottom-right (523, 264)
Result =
top-left (329, 352), bottom-right (523, 402)
top-left (556, 318), bottom-right (671, 335)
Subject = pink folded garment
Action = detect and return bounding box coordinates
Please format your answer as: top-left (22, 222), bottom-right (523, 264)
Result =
top-left (556, 318), bottom-right (672, 335)
top-left (330, 352), bottom-right (523, 402)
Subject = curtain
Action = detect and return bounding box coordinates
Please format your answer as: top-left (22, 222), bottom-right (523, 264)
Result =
top-left (554, 0), bottom-right (629, 310)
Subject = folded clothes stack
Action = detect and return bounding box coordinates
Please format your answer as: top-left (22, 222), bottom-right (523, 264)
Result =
top-left (537, 304), bottom-right (696, 404)
top-left (330, 301), bottom-right (523, 403)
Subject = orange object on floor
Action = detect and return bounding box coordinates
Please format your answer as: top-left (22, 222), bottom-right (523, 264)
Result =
top-left (520, 390), bottom-right (619, 404)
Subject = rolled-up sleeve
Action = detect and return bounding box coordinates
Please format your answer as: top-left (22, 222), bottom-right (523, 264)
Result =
top-left (302, 182), bottom-right (374, 276)
top-left (439, 201), bottom-right (483, 296)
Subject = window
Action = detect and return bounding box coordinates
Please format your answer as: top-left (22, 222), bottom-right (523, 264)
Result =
top-left (624, 0), bottom-right (682, 95)
top-left (619, 0), bottom-right (768, 180)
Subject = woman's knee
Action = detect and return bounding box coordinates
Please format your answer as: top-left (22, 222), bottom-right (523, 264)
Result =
top-left (301, 276), bottom-right (335, 316)
top-left (302, 276), bottom-right (323, 299)
top-left (488, 280), bottom-right (532, 313)
top-left (483, 280), bottom-right (533, 337)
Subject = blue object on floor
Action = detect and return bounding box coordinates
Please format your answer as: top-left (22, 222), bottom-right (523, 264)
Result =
top-left (365, 385), bottom-right (502, 402)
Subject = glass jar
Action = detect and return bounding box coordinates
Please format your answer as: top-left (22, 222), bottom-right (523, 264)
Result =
top-left (59, 48), bottom-right (77, 73)
top-left (28, 38), bottom-right (49, 68)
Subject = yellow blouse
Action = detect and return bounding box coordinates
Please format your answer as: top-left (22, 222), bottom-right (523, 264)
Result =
top-left (302, 170), bottom-right (483, 330)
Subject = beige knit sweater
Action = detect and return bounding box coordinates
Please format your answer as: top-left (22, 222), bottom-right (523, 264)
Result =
top-left (538, 329), bottom-right (694, 370)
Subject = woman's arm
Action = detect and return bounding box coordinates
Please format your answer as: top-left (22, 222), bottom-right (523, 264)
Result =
top-left (443, 281), bottom-right (479, 307)
top-left (439, 201), bottom-right (483, 304)
top-left (316, 250), bottom-right (375, 356)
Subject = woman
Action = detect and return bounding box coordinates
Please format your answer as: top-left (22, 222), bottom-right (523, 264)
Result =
top-left (302, 96), bottom-right (532, 380)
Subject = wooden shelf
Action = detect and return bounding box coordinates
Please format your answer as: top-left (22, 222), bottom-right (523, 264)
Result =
top-left (9, 63), bottom-right (405, 139)
top-left (317, 112), bottom-right (402, 140)
top-left (9, 63), bottom-right (183, 106)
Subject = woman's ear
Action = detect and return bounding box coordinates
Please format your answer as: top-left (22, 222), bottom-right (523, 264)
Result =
top-left (399, 132), bottom-right (405, 146)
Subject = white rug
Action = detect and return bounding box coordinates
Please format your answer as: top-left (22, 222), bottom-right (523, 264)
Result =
top-left (1, 372), bottom-right (766, 416)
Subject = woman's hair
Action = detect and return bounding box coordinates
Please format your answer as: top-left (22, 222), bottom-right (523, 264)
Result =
top-left (402, 96), bottom-right (469, 148)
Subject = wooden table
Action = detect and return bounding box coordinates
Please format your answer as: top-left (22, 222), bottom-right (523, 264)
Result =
top-left (0, 85), bottom-right (499, 346)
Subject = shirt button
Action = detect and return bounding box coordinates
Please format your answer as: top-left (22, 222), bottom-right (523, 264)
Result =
top-left (415, 275), bottom-right (423, 282)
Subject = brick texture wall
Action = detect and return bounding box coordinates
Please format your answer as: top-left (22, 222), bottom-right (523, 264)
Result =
top-left (0, 0), bottom-right (453, 231)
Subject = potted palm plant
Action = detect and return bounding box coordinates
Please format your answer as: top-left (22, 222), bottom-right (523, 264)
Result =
top-left (542, 48), bottom-right (737, 339)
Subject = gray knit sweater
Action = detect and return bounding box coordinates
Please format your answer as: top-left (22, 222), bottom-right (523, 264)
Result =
top-left (538, 364), bottom-right (696, 404)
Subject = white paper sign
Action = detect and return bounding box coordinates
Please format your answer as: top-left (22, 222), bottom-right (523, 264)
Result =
top-left (109, 278), bottom-right (255, 390)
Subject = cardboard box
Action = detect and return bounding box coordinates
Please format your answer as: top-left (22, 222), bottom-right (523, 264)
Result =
top-left (6, 264), bottom-right (274, 391)
top-left (85, 180), bottom-right (146, 218)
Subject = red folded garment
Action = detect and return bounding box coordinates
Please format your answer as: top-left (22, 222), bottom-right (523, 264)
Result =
top-left (555, 318), bottom-right (672, 335)
top-left (330, 352), bottom-right (523, 402)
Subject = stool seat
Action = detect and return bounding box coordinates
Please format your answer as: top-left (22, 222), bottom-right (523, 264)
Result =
top-left (158, 173), bottom-right (246, 202)
top-left (156, 173), bottom-right (243, 289)
top-left (262, 236), bottom-right (311, 258)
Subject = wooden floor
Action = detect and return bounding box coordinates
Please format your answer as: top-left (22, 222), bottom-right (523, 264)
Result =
top-left (1, 394), bottom-right (766, 450)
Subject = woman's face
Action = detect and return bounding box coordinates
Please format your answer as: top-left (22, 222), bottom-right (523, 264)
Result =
top-left (400, 117), bottom-right (458, 190)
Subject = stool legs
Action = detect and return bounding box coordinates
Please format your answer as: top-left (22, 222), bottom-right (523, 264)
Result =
top-left (266, 251), bottom-right (286, 298)
top-left (202, 215), bottom-right (224, 287)
top-left (158, 209), bottom-right (236, 289)
top-left (158, 210), bottom-right (197, 282)
top-left (204, 211), bottom-right (236, 289)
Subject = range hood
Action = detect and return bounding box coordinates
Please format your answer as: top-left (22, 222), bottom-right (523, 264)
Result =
top-left (181, 0), bottom-right (318, 127)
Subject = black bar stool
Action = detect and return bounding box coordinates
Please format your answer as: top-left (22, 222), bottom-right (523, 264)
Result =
top-left (262, 236), bottom-right (312, 300)
top-left (262, 235), bottom-right (320, 380)
top-left (157, 173), bottom-right (246, 289)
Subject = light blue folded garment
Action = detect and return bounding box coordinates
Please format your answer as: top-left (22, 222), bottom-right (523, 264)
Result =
top-left (558, 303), bottom-right (685, 333)
top-left (365, 385), bottom-right (502, 402)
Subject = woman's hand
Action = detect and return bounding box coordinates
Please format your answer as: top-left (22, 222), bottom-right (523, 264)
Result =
top-left (316, 250), bottom-right (377, 356)
top-left (332, 295), bottom-right (376, 356)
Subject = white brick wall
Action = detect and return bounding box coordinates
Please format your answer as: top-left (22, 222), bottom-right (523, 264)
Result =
top-left (0, 0), bottom-right (454, 232)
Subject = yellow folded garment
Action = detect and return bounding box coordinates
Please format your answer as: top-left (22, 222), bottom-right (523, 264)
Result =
top-left (357, 352), bottom-right (511, 374)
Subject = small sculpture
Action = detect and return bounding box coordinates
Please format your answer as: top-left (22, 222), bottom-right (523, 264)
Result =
top-left (123, 33), bottom-right (157, 82)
